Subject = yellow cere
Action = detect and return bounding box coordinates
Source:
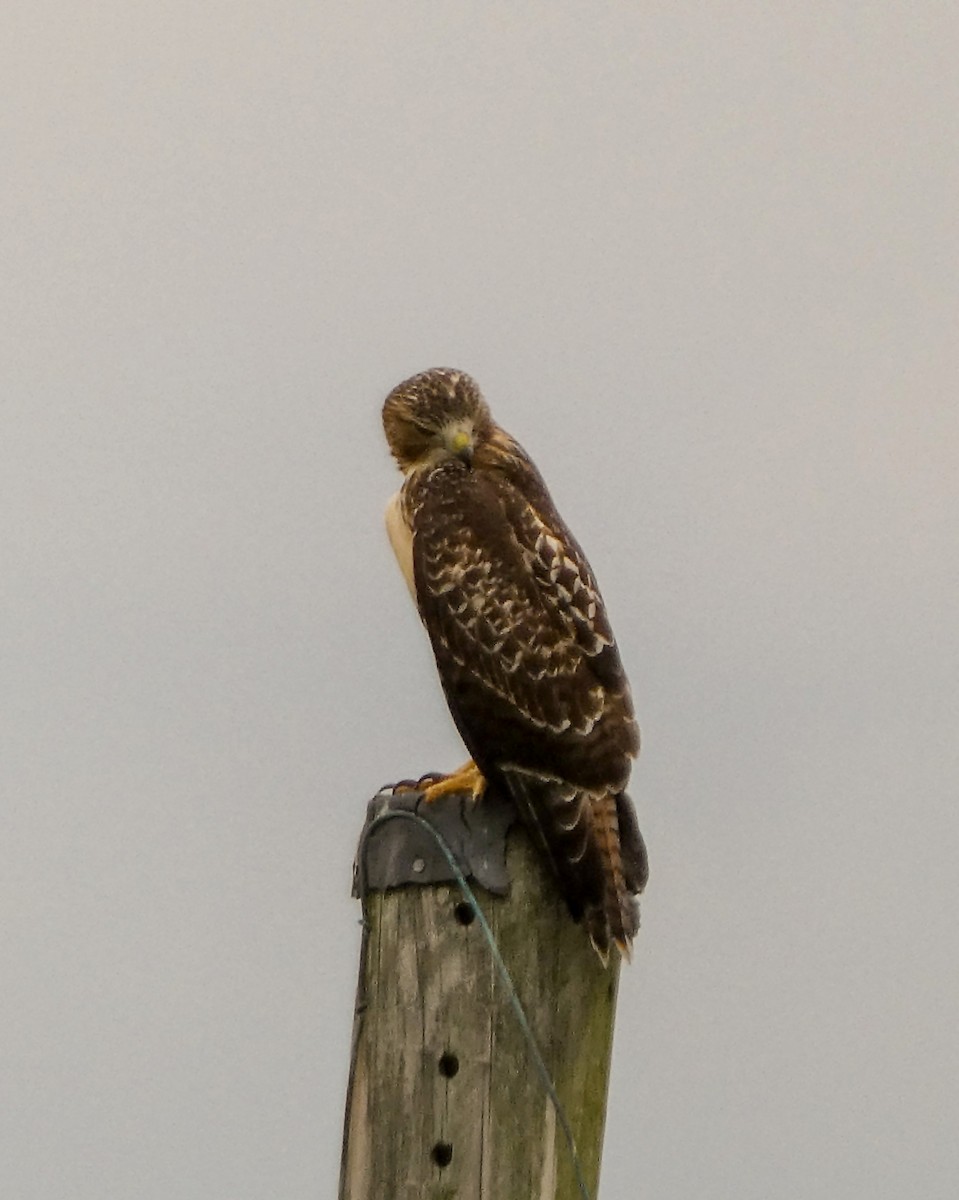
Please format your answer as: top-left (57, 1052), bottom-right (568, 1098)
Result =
top-left (451, 429), bottom-right (472, 453)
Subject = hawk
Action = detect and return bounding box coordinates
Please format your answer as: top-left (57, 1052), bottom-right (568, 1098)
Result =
top-left (382, 368), bottom-right (647, 960)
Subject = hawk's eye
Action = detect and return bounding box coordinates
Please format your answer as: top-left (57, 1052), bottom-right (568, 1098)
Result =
top-left (411, 421), bottom-right (435, 438)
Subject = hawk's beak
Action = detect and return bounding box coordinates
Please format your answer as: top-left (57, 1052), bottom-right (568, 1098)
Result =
top-left (450, 428), bottom-right (474, 466)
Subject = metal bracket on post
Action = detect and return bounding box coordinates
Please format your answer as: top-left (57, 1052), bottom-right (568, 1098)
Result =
top-left (353, 784), bottom-right (517, 897)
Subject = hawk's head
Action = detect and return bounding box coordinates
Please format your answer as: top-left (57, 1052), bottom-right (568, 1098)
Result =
top-left (383, 368), bottom-right (492, 474)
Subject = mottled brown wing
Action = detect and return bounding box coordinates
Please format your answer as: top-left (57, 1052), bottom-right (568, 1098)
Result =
top-left (409, 460), bottom-right (634, 767)
top-left (408, 457), bottom-right (643, 953)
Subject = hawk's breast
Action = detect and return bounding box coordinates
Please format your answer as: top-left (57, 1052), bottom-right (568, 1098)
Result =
top-left (385, 489), bottom-right (416, 601)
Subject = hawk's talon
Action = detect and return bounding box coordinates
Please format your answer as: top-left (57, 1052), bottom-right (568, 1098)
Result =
top-left (420, 760), bottom-right (487, 805)
top-left (414, 772), bottom-right (446, 790)
top-left (384, 778), bottom-right (419, 795)
top-left (382, 771), bottom-right (456, 796)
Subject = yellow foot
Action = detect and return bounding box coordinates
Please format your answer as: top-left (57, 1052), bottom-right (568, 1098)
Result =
top-left (421, 760), bottom-right (487, 804)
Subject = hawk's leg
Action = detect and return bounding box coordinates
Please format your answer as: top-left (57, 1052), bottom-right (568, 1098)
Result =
top-left (420, 759), bottom-right (487, 805)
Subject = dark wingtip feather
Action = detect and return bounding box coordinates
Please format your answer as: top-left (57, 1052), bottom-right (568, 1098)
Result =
top-left (587, 890), bottom-right (638, 965)
top-left (616, 791), bottom-right (649, 895)
top-left (588, 924), bottom-right (611, 967)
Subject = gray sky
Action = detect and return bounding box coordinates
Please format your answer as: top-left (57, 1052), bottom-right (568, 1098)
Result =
top-left (3, 4), bottom-right (958, 1198)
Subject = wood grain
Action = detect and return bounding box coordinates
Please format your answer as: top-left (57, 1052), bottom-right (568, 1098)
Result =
top-left (340, 820), bottom-right (620, 1199)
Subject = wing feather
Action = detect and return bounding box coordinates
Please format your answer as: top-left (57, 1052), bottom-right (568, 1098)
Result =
top-left (407, 459), bottom-right (637, 783)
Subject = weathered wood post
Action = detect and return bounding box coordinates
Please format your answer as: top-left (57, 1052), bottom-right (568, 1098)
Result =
top-left (339, 785), bottom-right (622, 1200)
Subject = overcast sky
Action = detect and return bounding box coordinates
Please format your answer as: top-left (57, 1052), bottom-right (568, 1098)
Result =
top-left (3, 5), bottom-right (958, 1198)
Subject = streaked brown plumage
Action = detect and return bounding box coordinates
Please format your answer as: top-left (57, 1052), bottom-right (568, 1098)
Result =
top-left (382, 367), bottom-right (647, 960)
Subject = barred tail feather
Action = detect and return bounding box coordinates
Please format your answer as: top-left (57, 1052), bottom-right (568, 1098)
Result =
top-left (500, 767), bottom-right (645, 962)
top-left (585, 792), bottom-right (639, 962)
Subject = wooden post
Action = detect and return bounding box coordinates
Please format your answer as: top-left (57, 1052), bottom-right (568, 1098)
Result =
top-left (339, 787), bottom-right (621, 1200)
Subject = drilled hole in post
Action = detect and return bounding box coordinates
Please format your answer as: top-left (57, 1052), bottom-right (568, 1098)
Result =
top-left (454, 901), bottom-right (475, 926)
top-left (438, 1052), bottom-right (459, 1078)
top-left (431, 1142), bottom-right (453, 1168)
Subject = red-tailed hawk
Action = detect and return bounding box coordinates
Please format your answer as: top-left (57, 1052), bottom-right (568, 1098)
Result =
top-left (382, 368), bottom-right (647, 960)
